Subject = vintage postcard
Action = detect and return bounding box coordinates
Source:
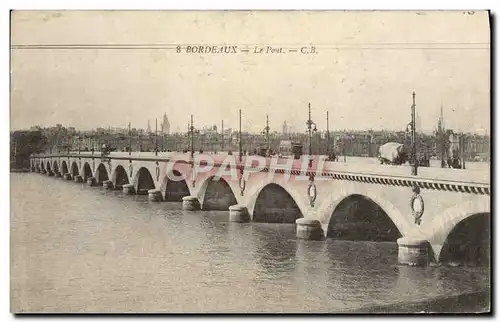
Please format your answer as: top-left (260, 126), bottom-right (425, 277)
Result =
top-left (10, 10), bottom-right (491, 313)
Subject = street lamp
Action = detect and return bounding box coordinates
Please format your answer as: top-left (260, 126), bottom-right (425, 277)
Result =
top-left (128, 123), bottom-right (132, 155)
top-left (221, 120), bottom-right (225, 151)
top-left (406, 91), bottom-right (418, 176)
top-left (155, 118), bottom-right (158, 156)
top-left (91, 129), bottom-right (95, 156)
top-left (190, 114), bottom-right (199, 159)
top-left (326, 111), bottom-right (332, 160)
top-left (306, 103), bottom-right (317, 167)
top-left (460, 132), bottom-right (466, 169)
top-left (78, 131), bottom-right (81, 154)
top-left (262, 114), bottom-right (270, 153)
top-left (239, 109), bottom-right (243, 162)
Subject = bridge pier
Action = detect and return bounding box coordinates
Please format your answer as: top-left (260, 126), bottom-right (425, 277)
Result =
top-left (47, 170), bottom-right (54, 177)
top-left (63, 173), bottom-right (72, 180)
top-left (148, 189), bottom-right (163, 202)
top-left (102, 180), bottom-right (114, 189)
top-left (397, 237), bottom-right (430, 267)
top-left (86, 177), bottom-right (97, 186)
top-left (229, 205), bottom-right (250, 222)
top-left (122, 184), bottom-right (135, 195)
top-left (54, 172), bottom-right (62, 178)
top-left (296, 218), bottom-right (325, 240)
top-left (182, 196), bottom-right (200, 211)
top-left (74, 175), bottom-right (83, 183)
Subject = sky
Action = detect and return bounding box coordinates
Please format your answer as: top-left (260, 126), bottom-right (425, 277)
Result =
top-left (10, 10), bottom-right (490, 134)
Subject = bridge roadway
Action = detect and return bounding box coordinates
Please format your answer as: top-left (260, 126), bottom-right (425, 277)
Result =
top-left (31, 151), bottom-right (491, 267)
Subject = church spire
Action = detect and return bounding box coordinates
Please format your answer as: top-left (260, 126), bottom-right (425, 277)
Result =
top-left (161, 112), bottom-right (170, 135)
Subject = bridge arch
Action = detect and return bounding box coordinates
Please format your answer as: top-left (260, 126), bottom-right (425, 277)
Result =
top-left (317, 184), bottom-right (412, 239)
top-left (132, 167), bottom-right (156, 195)
top-left (160, 170), bottom-right (191, 201)
top-left (46, 161), bottom-right (52, 173)
top-left (248, 183), bottom-right (305, 223)
top-left (325, 194), bottom-right (402, 241)
top-left (438, 213), bottom-right (490, 266)
top-left (111, 165), bottom-right (129, 189)
top-left (198, 175), bottom-right (238, 211)
top-left (52, 160), bottom-right (59, 174)
top-left (82, 162), bottom-right (93, 181)
top-left (71, 161), bottom-right (79, 177)
top-left (420, 196), bottom-right (490, 262)
top-left (60, 160), bottom-right (69, 175)
top-left (41, 161), bottom-right (46, 172)
top-left (95, 163), bottom-right (109, 185)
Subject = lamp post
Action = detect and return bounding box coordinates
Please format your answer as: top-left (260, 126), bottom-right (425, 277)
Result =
top-left (410, 91), bottom-right (418, 176)
top-left (239, 109), bottom-right (242, 162)
top-left (190, 114), bottom-right (199, 159)
top-left (221, 120), bottom-right (224, 151)
top-left (128, 123), bottom-right (132, 155)
top-left (326, 111), bottom-right (330, 159)
top-left (438, 104), bottom-right (446, 168)
top-left (461, 133), bottom-right (466, 169)
top-left (262, 114), bottom-right (270, 153)
top-left (91, 129), bottom-right (95, 156)
top-left (306, 103), bottom-right (317, 167)
top-left (155, 118), bottom-right (158, 156)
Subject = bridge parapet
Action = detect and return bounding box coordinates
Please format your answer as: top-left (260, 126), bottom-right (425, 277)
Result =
top-left (31, 153), bottom-right (490, 191)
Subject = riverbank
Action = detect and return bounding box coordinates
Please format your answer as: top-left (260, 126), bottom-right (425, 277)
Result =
top-left (10, 168), bottom-right (30, 173)
top-left (345, 289), bottom-right (490, 313)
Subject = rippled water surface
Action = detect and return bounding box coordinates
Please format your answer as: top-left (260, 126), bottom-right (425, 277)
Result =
top-left (11, 173), bottom-right (489, 313)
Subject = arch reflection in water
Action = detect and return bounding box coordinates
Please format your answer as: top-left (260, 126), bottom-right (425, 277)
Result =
top-left (327, 194), bottom-right (401, 242)
top-left (253, 184), bottom-right (303, 223)
top-left (249, 223), bottom-right (299, 278)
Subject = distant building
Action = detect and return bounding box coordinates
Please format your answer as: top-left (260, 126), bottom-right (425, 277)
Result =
top-left (146, 120), bottom-right (152, 134)
top-left (282, 121), bottom-right (288, 134)
top-left (161, 113), bottom-right (170, 135)
top-left (416, 112), bottom-right (422, 133)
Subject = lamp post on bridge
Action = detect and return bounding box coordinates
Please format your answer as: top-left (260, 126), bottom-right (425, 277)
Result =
top-left (128, 123), bottom-right (132, 156)
top-left (409, 91), bottom-right (418, 176)
top-left (78, 131), bottom-right (81, 154)
top-left (221, 120), bottom-right (224, 151)
top-left (306, 103), bottom-right (317, 167)
top-left (190, 114), bottom-right (199, 159)
top-left (262, 114), bottom-right (270, 154)
top-left (91, 129), bottom-right (95, 156)
top-left (239, 109), bottom-right (242, 162)
top-left (326, 111), bottom-right (332, 160)
top-left (155, 118), bottom-right (158, 156)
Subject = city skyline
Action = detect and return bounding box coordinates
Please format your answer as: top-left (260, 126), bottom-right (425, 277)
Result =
top-left (19, 106), bottom-right (487, 136)
top-left (11, 11), bottom-right (490, 134)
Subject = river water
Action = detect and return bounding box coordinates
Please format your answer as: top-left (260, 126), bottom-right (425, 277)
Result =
top-left (10, 173), bottom-right (490, 313)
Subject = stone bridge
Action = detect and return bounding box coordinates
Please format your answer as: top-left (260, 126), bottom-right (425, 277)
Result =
top-left (30, 152), bottom-right (491, 267)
